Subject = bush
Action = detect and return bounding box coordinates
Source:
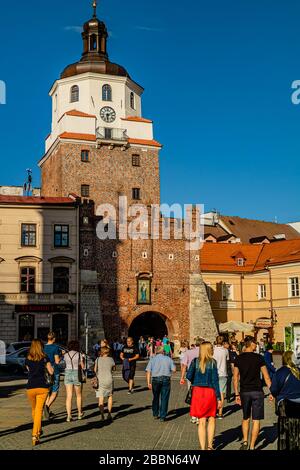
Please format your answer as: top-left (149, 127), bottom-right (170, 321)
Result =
top-left (273, 342), bottom-right (284, 352)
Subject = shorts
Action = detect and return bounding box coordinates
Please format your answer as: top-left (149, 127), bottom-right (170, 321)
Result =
top-left (64, 370), bottom-right (81, 387)
top-left (219, 376), bottom-right (227, 394)
top-left (129, 363), bottom-right (136, 380)
top-left (240, 391), bottom-right (264, 420)
top-left (50, 373), bottom-right (60, 393)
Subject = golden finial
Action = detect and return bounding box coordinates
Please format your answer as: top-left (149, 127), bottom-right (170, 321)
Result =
top-left (93, 1), bottom-right (97, 18)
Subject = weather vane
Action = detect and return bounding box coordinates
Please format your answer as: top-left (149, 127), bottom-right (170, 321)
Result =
top-left (93, 0), bottom-right (97, 17)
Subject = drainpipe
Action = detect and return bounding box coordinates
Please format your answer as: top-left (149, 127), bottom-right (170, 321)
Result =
top-left (240, 274), bottom-right (245, 340)
top-left (267, 266), bottom-right (274, 342)
top-left (76, 202), bottom-right (80, 341)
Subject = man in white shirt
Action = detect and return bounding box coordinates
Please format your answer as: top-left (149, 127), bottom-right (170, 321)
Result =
top-left (213, 336), bottom-right (229, 419)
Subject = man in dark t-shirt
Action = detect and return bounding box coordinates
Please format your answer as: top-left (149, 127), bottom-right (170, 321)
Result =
top-left (234, 335), bottom-right (272, 450)
top-left (120, 337), bottom-right (139, 394)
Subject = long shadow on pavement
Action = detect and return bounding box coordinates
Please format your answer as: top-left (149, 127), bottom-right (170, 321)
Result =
top-left (0, 382), bottom-right (27, 399)
top-left (255, 424), bottom-right (277, 450)
top-left (166, 407), bottom-right (190, 421)
top-left (214, 424), bottom-right (242, 450)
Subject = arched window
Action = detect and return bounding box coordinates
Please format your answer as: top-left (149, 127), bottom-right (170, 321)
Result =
top-left (130, 92), bottom-right (135, 109)
top-left (90, 34), bottom-right (97, 51)
top-left (102, 84), bottom-right (112, 101)
top-left (70, 85), bottom-right (79, 103)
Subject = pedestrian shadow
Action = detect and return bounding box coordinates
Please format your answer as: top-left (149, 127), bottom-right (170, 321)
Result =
top-left (166, 407), bottom-right (190, 421)
top-left (223, 403), bottom-right (240, 418)
top-left (214, 424), bottom-right (242, 450)
top-left (39, 405), bottom-right (153, 446)
top-left (0, 382), bottom-right (27, 399)
top-left (255, 424), bottom-right (277, 450)
top-left (0, 419), bottom-right (53, 438)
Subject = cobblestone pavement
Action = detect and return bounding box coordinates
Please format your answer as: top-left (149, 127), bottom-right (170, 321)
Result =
top-left (0, 362), bottom-right (278, 451)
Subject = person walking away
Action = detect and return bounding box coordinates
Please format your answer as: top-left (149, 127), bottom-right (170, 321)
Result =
top-left (264, 344), bottom-right (276, 380)
top-left (64, 340), bottom-right (85, 422)
top-left (223, 341), bottom-right (233, 403)
top-left (186, 342), bottom-right (222, 450)
top-left (138, 336), bottom-right (147, 358)
top-left (120, 337), bottom-right (140, 394)
top-left (163, 340), bottom-right (172, 358)
top-left (180, 338), bottom-right (203, 424)
top-left (44, 332), bottom-right (61, 418)
top-left (146, 345), bottom-right (176, 421)
top-left (179, 341), bottom-right (188, 374)
top-left (147, 337), bottom-right (155, 359)
top-left (227, 343), bottom-right (239, 402)
top-left (25, 339), bottom-right (54, 446)
top-left (94, 346), bottom-right (116, 421)
top-left (233, 335), bottom-right (272, 450)
top-left (270, 351), bottom-right (300, 450)
top-left (213, 336), bottom-right (229, 419)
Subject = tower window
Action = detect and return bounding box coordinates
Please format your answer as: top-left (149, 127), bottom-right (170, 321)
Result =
top-left (90, 34), bottom-right (97, 51)
top-left (81, 185), bottom-right (90, 198)
top-left (132, 154), bottom-right (140, 167)
top-left (132, 188), bottom-right (140, 200)
top-left (81, 150), bottom-right (90, 162)
top-left (102, 84), bottom-right (112, 101)
top-left (130, 92), bottom-right (135, 109)
top-left (70, 85), bottom-right (79, 103)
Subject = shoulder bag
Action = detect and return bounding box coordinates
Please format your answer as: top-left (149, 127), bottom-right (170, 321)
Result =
top-left (185, 359), bottom-right (197, 405)
top-left (44, 359), bottom-right (55, 386)
top-left (91, 358), bottom-right (99, 390)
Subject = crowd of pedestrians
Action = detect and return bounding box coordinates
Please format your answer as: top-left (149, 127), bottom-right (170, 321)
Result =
top-left (23, 331), bottom-right (300, 450)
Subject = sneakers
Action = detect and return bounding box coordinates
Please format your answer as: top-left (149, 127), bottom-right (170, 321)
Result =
top-left (66, 416), bottom-right (72, 422)
top-left (190, 417), bottom-right (198, 424)
top-left (240, 441), bottom-right (249, 451)
top-left (128, 389), bottom-right (134, 395)
top-left (217, 415), bottom-right (224, 420)
top-left (77, 413), bottom-right (84, 420)
top-left (107, 413), bottom-right (113, 422)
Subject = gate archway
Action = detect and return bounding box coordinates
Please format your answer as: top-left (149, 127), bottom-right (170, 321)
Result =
top-left (128, 312), bottom-right (168, 342)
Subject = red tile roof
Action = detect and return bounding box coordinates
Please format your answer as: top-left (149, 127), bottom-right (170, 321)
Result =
top-left (220, 215), bottom-right (300, 242)
top-left (65, 110), bottom-right (96, 118)
top-left (0, 196), bottom-right (75, 205)
top-left (59, 132), bottom-right (96, 142)
top-left (122, 116), bottom-right (153, 123)
top-left (200, 240), bottom-right (300, 272)
top-left (128, 138), bottom-right (162, 148)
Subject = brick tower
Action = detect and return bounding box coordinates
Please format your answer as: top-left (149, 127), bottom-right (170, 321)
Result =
top-left (39, 2), bottom-right (217, 348)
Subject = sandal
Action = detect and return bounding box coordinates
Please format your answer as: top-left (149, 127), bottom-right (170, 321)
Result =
top-left (32, 436), bottom-right (40, 447)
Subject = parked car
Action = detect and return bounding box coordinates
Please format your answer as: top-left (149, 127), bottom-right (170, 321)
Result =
top-left (0, 347), bottom-right (29, 374)
top-left (6, 342), bottom-right (31, 354)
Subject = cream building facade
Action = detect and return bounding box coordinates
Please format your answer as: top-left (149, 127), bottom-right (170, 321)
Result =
top-left (0, 196), bottom-right (79, 345)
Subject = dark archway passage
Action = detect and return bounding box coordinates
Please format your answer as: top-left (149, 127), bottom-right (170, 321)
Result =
top-left (128, 312), bottom-right (168, 342)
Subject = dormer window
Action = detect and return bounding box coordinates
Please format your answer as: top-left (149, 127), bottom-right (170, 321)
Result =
top-left (70, 85), bottom-right (79, 103)
top-left (103, 84), bottom-right (112, 101)
top-left (237, 258), bottom-right (245, 267)
top-left (130, 92), bottom-right (135, 109)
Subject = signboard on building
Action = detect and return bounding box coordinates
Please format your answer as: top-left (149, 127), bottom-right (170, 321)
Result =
top-left (255, 317), bottom-right (273, 329)
top-left (15, 304), bottom-right (73, 313)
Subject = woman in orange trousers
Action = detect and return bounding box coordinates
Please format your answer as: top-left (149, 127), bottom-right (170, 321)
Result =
top-left (25, 339), bottom-right (54, 446)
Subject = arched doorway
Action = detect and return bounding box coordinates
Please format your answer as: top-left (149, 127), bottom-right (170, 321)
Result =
top-left (128, 312), bottom-right (168, 342)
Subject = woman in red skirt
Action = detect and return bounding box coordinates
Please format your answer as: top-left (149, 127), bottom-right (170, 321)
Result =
top-left (186, 341), bottom-right (221, 450)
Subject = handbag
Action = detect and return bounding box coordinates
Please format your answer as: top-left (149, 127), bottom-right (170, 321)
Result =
top-left (185, 387), bottom-right (193, 405)
top-left (44, 360), bottom-right (55, 386)
top-left (78, 354), bottom-right (87, 384)
top-left (91, 358), bottom-right (99, 390)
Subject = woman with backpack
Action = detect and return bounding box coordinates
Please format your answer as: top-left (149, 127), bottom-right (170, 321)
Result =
top-left (64, 340), bottom-right (85, 422)
top-left (186, 341), bottom-right (222, 450)
top-left (270, 351), bottom-right (300, 450)
top-left (25, 339), bottom-right (54, 446)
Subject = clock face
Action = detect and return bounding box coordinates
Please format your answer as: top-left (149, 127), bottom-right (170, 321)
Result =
top-left (100, 106), bottom-right (116, 123)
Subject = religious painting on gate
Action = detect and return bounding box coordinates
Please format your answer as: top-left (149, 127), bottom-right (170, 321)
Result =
top-left (137, 278), bottom-right (151, 305)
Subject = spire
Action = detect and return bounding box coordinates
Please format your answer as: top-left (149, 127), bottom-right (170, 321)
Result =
top-left (92, 0), bottom-right (97, 18)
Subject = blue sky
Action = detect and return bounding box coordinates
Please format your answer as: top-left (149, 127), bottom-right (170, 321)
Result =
top-left (0, 0), bottom-right (300, 223)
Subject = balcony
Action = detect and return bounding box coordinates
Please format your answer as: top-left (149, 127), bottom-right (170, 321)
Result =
top-left (96, 127), bottom-right (128, 146)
